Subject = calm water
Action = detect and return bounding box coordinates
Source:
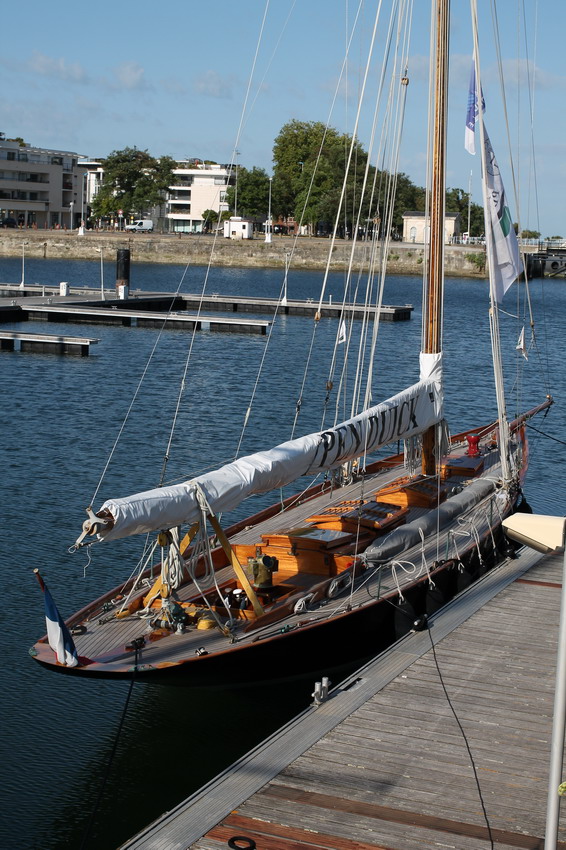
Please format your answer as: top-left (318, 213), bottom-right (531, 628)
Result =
top-left (1, 255), bottom-right (564, 849)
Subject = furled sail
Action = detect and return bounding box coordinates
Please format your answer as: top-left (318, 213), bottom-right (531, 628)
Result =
top-left (93, 356), bottom-right (442, 543)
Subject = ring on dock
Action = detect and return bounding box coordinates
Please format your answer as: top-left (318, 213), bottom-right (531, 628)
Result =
top-left (228, 837), bottom-right (256, 850)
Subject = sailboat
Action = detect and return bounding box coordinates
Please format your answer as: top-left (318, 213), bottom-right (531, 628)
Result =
top-left (31, 1), bottom-right (552, 686)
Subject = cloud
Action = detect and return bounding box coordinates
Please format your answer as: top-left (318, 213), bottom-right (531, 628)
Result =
top-left (110, 61), bottom-right (150, 91)
top-left (193, 70), bottom-right (235, 99)
top-left (28, 51), bottom-right (88, 83)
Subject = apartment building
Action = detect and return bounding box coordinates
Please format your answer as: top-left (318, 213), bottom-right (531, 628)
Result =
top-left (77, 157), bottom-right (233, 232)
top-left (0, 135), bottom-right (86, 228)
top-left (166, 162), bottom-right (232, 233)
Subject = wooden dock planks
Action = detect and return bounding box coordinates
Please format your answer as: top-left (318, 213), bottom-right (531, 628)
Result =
top-left (120, 546), bottom-right (566, 850)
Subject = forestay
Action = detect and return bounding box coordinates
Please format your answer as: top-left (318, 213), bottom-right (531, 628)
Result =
top-left (94, 356), bottom-right (442, 543)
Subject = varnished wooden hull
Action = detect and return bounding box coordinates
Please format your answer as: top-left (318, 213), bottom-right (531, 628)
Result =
top-left (32, 405), bottom-right (550, 687)
top-left (32, 525), bottom-right (510, 687)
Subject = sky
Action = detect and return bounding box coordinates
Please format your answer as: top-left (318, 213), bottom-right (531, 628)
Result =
top-left (2, 0), bottom-right (564, 237)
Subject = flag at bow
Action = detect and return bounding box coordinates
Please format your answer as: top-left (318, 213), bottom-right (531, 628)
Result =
top-left (34, 569), bottom-right (78, 666)
top-left (465, 62), bottom-right (523, 302)
top-left (516, 326), bottom-right (528, 360)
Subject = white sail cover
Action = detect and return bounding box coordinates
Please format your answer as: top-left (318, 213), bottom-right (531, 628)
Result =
top-left (97, 367), bottom-right (442, 542)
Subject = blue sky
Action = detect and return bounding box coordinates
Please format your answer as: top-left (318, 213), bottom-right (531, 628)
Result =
top-left (2, 0), bottom-right (564, 237)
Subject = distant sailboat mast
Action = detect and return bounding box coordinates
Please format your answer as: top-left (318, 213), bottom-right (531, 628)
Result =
top-left (421, 0), bottom-right (449, 477)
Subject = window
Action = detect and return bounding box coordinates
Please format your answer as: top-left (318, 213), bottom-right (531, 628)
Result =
top-left (7, 151), bottom-right (15, 161)
top-left (18, 152), bottom-right (28, 161)
top-left (51, 156), bottom-right (63, 165)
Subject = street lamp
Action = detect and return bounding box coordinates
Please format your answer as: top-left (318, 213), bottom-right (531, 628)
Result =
top-left (502, 513), bottom-right (566, 850)
top-left (95, 247), bottom-right (105, 300)
top-left (20, 240), bottom-right (28, 288)
top-left (265, 177), bottom-right (273, 244)
top-left (79, 172), bottom-right (86, 236)
top-left (233, 149), bottom-right (239, 218)
top-left (69, 200), bottom-right (74, 231)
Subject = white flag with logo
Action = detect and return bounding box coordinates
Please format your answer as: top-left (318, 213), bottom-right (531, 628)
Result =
top-left (338, 319), bottom-right (347, 344)
top-left (465, 61), bottom-right (522, 302)
top-left (483, 130), bottom-right (523, 303)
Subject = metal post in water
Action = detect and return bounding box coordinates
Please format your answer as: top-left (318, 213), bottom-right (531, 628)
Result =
top-left (116, 248), bottom-right (130, 300)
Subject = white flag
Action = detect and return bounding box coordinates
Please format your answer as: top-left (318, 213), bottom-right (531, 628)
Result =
top-left (338, 319), bottom-right (346, 344)
top-left (483, 130), bottom-right (523, 303)
top-left (464, 64), bottom-right (484, 155)
top-left (465, 61), bottom-right (522, 302)
top-left (516, 326), bottom-right (528, 360)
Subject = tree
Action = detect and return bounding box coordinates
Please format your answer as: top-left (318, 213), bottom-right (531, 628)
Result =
top-left (520, 229), bottom-right (541, 240)
top-left (91, 147), bottom-right (175, 219)
top-left (272, 119), bottom-right (376, 234)
top-left (201, 209), bottom-right (218, 232)
top-left (225, 166), bottom-right (271, 218)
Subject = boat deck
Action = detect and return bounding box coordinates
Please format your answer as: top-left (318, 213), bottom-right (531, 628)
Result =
top-left (120, 545), bottom-right (565, 850)
top-left (67, 440), bottom-right (506, 674)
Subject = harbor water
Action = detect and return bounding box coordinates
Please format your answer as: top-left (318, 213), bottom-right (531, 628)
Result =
top-left (1, 255), bottom-right (564, 850)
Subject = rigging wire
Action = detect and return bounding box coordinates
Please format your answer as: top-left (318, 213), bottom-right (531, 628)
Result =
top-left (236, 0), bottom-right (366, 451)
top-left (78, 655), bottom-right (138, 850)
top-left (526, 421), bottom-right (566, 447)
top-left (488, 0), bottom-right (552, 401)
top-left (90, 268), bottom-right (191, 505)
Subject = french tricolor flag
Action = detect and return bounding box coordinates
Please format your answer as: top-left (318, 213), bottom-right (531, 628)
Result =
top-left (35, 570), bottom-right (79, 667)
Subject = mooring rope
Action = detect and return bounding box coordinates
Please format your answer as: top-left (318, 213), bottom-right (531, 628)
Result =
top-left (78, 646), bottom-right (139, 850)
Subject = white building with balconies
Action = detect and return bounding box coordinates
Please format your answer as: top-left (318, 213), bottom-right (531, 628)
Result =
top-left (0, 135), bottom-right (86, 229)
top-left (166, 162), bottom-right (232, 233)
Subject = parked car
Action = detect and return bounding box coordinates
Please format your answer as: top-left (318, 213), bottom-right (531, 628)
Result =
top-left (1, 217), bottom-right (17, 228)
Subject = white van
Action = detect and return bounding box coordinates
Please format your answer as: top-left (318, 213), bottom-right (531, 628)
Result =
top-left (125, 219), bottom-right (154, 232)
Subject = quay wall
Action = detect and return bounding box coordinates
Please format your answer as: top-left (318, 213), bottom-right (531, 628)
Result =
top-left (0, 230), bottom-right (487, 277)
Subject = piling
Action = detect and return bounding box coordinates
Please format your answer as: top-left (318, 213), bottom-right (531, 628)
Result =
top-left (116, 248), bottom-right (130, 299)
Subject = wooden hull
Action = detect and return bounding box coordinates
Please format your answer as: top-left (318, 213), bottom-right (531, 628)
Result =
top-left (32, 535), bottom-right (506, 687)
top-left (31, 404), bottom-right (550, 687)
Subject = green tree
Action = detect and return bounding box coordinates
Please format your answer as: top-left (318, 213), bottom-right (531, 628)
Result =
top-left (201, 209), bottom-right (218, 232)
top-left (225, 166), bottom-right (271, 218)
top-left (91, 147), bottom-right (175, 219)
top-left (520, 229), bottom-right (541, 240)
top-left (272, 119), bottom-right (376, 234)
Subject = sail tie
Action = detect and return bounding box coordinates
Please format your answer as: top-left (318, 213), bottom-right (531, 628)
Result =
top-left (390, 559), bottom-right (419, 603)
top-left (484, 506), bottom-right (498, 557)
top-left (418, 528), bottom-right (435, 588)
top-left (470, 522), bottom-right (485, 568)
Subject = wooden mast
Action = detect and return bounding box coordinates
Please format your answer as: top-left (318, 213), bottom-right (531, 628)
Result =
top-left (422, 0), bottom-right (450, 477)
